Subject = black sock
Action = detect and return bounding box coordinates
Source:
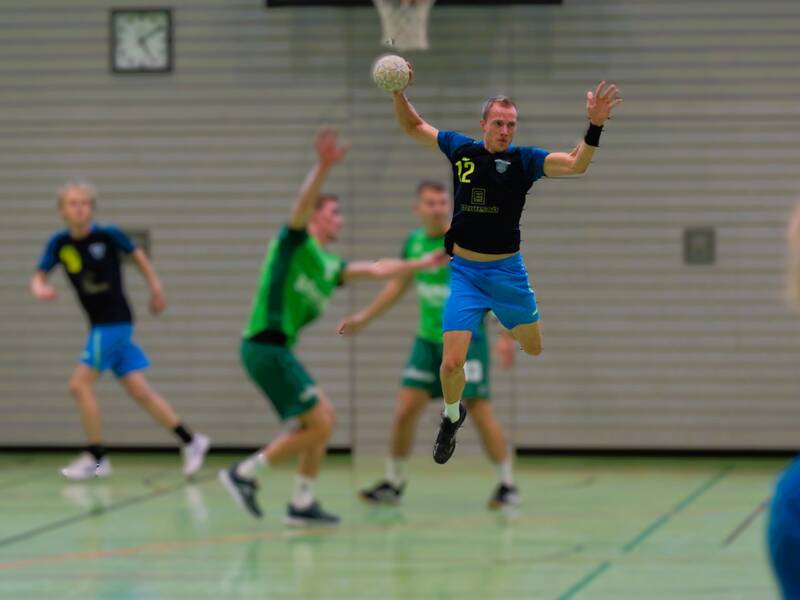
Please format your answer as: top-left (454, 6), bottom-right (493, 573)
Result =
top-left (87, 444), bottom-right (106, 461)
top-left (173, 424), bottom-right (194, 445)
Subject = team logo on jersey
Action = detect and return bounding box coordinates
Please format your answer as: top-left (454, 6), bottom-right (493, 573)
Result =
top-left (88, 242), bottom-right (106, 260)
top-left (495, 159), bottom-right (511, 174)
top-left (81, 272), bottom-right (110, 295)
top-left (58, 245), bottom-right (82, 274)
top-left (322, 256), bottom-right (340, 282)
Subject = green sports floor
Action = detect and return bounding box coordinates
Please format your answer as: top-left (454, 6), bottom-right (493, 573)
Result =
top-left (0, 453), bottom-right (786, 599)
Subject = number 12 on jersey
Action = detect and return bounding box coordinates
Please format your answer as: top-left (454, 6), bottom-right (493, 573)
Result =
top-left (456, 158), bottom-right (475, 183)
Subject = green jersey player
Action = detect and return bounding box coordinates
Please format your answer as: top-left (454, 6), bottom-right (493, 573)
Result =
top-left (219, 129), bottom-right (446, 525)
top-left (338, 180), bottom-right (519, 509)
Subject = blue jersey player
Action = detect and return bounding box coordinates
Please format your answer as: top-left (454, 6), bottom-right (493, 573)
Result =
top-left (769, 457), bottom-right (800, 599)
top-left (391, 72), bottom-right (622, 463)
top-left (30, 181), bottom-right (210, 480)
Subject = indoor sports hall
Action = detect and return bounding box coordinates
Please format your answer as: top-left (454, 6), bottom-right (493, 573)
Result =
top-left (2, 1), bottom-right (800, 598)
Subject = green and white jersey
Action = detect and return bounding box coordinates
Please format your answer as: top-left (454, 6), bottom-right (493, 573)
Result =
top-left (401, 228), bottom-right (450, 343)
top-left (243, 225), bottom-right (347, 348)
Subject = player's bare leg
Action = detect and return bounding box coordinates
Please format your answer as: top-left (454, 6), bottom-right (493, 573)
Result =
top-left (120, 371), bottom-right (210, 477)
top-left (510, 321), bottom-right (543, 356)
top-left (467, 398), bottom-right (519, 509)
top-left (62, 365), bottom-right (111, 480)
top-left (68, 364), bottom-right (103, 444)
top-left (290, 402), bottom-right (338, 524)
top-left (222, 393), bottom-right (338, 523)
top-left (360, 387), bottom-right (429, 503)
top-left (433, 330), bottom-right (471, 464)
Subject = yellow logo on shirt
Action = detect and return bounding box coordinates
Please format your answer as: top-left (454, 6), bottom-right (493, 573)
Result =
top-left (59, 245), bottom-right (82, 274)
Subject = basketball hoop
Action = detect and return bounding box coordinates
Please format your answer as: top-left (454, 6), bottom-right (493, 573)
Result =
top-left (372, 0), bottom-right (436, 51)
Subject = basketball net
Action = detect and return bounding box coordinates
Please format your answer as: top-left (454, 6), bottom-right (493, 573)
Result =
top-left (372, 0), bottom-right (436, 51)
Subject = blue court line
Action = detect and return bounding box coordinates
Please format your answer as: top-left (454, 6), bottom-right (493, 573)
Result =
top-left (556, 466), bottom-right (733, 600)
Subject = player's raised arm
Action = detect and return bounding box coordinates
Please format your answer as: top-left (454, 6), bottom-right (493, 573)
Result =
top-left (288, 128), bottom-right (349, 230)
top-left (391, 64), bottom-right (439, 147)
top-left (341, 250), bottom-right (447, 284)
top-left (543, 81), bottom-right (622, 178)
top-left (337, 274), bottom-right (412, 336)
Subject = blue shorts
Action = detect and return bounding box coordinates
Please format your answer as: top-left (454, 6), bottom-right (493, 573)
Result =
top-left (768, 457), bottom-right (800, 599)
top-left (443, 253), bottom-right (539, 335)
top-left (80, 323), bottom-right (150, 377)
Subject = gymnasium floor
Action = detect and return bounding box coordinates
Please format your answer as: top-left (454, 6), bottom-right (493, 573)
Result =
top-left (0, 453), bottom-right (785, 599)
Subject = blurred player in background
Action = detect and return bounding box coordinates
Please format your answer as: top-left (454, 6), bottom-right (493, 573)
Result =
top-left (219, 128), bottom-right (447, 526)
top-left (767, 205), bottom-right (800, 599)
top-left (338, 179), bottom-right (520, 509)
top-left (390, 68), bottom-right (622, 463)
top-left (30, 181), bottom-right (210, 480)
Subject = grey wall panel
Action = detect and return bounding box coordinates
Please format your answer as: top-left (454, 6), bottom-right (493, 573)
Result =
top-left (1, 0), bottom-right (799, 452)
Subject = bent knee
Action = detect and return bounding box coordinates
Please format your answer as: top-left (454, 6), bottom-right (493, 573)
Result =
top-left (440, 356), bottom-right (466, 377)
top-left (519, 338), bottom-right (543, 356)
top-left (68, 376), bottom-right (90, 397)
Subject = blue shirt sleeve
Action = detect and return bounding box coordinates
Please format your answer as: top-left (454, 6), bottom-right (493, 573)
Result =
top-left (519, 146), bottom-right (550, 182)
top-left (437, 130), bottom-right (475, 161)
top-left (103, 225), bottom-right (136, 253)
top-left (36, 232), bottom-right (62, 272)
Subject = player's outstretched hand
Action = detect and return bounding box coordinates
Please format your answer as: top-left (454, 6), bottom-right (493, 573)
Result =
top-left (787, 204), bottom-right (800, 244)
top-left (586, 81), bottom-right (623, 126)
top-left (337, 314), bottom-right (366, 337)
top-left (420, 249), bottom-right (449, 269)
top-left (149, 288), bottom-right (167, 315)
top-left (316, 127), bottom-right (349, 167)
top-left (33, 284), bottom-right (58, 302)
top-left (494, 333), bottom-right (516, 369)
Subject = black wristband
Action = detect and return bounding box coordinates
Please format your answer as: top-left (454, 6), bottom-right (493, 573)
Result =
top-left (584, 123), bottom-right (603, 147)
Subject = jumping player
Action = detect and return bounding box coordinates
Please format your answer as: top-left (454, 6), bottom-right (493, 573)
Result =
top-left (31, 181), bottom-right (210, 480)
top-left (338, 179), bottom-right (520, 508)
top-left (768, 205), bottom-right (800, 599)
top-left (219, 128), bottom-right (446, 525)
top-left (390, 73), bottom-right (622, 463)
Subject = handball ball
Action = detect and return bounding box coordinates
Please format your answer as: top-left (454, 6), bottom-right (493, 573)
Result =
top-left (372, 54), bottom-right (410, 92)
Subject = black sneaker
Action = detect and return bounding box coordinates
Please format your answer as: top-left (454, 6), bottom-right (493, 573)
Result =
top-left (218, 466), bottom-right (262, 518)
top-left (487, 483), bottom-right (521, 510)
top-left (359, 479), bottom-right (406, 504)
top-left (285, 501), bottom-right (340, 526)
top-left (432, 402), bottom-right (468, 464)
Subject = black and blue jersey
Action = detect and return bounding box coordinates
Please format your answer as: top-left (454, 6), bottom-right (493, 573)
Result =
top-left (37, 223), bottom-right (137, 326)
top-left (437, 131), bottom-right (549, 254)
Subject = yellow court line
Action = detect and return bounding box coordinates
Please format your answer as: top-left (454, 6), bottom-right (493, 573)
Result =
top-left (0, 510), bottom-right (577, 572)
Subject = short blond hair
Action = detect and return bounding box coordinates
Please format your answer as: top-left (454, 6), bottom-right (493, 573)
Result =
top-left (57, 179), bottom-right (97, 208)
top-left (481, 96), bottom-right (518, 120)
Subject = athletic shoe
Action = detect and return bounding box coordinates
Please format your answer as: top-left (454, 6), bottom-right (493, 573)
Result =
top-left (285, 501), bottom-right (340, 526)
top-left (182, 433), bottom-right (210, 477)
top-left (359, 479), bottom-right (405, 504)
top-left (218, 466), bottom-right (262, 518)
top-left (487, 483), bottom-right (521, 510)
top-left (60, 452), bottom-right (112, 481)
top-left (432, 402), bottom-right (467, 464)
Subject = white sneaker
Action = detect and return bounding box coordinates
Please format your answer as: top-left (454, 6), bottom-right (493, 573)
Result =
top-left (182, 433), bottom-right (210, 477)
top-left (60, 452), bottom-right (112, 481)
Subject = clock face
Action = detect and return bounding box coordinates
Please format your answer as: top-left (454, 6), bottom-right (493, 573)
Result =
top-left (111, 9), bottom-right (173, 73)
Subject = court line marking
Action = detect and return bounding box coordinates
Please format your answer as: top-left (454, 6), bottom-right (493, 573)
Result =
top-left (0, 511), bottom-right (584, 572)
top-left (556, 466), bottom-right (733, 600)
top-left (722, 496), bottom-right (770, 547)
top-left (0, 472), bottom-right (216, 550)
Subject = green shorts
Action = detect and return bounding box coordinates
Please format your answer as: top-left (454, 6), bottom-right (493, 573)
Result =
top-left (240, 339), bottom-right (319, 421)
top-left (401, 335), bottom-right (490, 400)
